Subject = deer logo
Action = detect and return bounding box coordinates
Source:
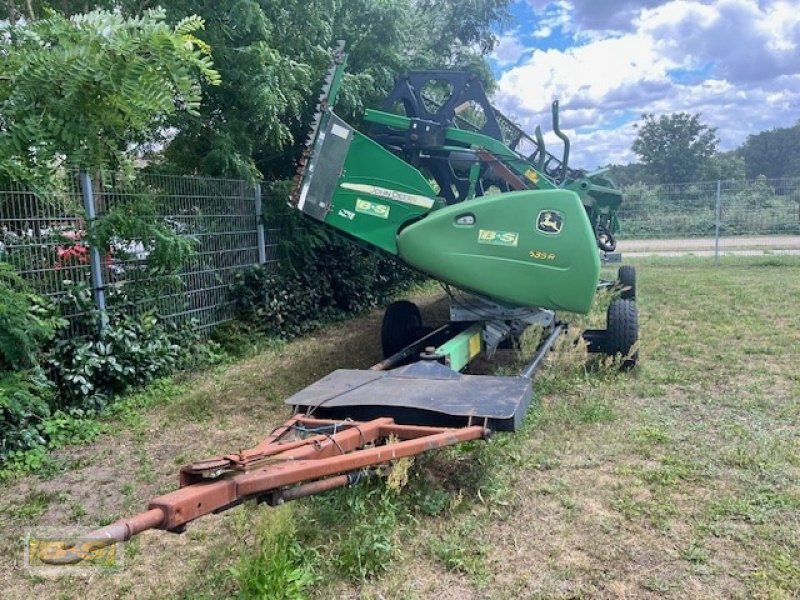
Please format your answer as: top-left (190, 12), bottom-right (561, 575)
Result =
top-left (537, 210), bottom-right (563, 234)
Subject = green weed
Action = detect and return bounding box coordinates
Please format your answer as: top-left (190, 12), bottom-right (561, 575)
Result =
top-left (3, 490), bottom-right (57, 521)
top-left (680, 540), bottom-right (710, 565)
top-left (229, 506), bottom-right (317, 600)
top-left (334, 484), bottom-right (399, 581)
top-left (428, 532), bottom-right (489, 585)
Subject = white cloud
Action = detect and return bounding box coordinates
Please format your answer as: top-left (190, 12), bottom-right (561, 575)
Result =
top-left (495, 0), bottom-right (800, 168)
top-left (532, 1), bottom-right (573, 37)
top-left (533, 25), bottom-right (552, 38)
top-left (497, 34), bottom-right (674, 114)
top-left (491, 32), bottom-right (529, 67)
top-left (638, 0), bottom-right (800, 82)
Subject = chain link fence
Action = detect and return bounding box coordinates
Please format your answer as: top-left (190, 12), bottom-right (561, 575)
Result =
top-left (615, 177), bottom-right (800, 261)
top-left (1, 170), bottom-right (281, 335)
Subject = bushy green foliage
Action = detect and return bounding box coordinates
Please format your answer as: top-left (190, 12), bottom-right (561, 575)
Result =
top-left (232, 244), bottom-right (418, 339)
top-left (2, 1), bottom-right (510, 181)
top-left (47, 283), bottom-right (218, 409)
top-left (153, 0), bottom-right (510, 180)
top-left (232, 181), bottom-right (421, 338)
top-left (739, 121), bottom-right (800, 179)
top-left (49, 314), bottom-right (182, 409)
top-left (0, 365), bottom-right (106, 468)
top-left (0, 369), bottom-right (53, 460)
top-left (699, 151), bottom-right (746, 182)
top-left (0, 263), bottom-right (64, 370)
top-left (0, 8), bottom-right (220, 189)
top-left (0, 280), bottom-right (221, 470)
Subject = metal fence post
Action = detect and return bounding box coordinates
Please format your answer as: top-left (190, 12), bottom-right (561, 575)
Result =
top-left (714, 180), bottom-right (722, 266)
top-left (79, 171), bottom-right (109, 332)
top-left (255, 183), bottom-right (266, 265)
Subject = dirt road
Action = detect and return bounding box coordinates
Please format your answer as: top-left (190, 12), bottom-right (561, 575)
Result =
top-left (618, 235), bottom-right (800, 257)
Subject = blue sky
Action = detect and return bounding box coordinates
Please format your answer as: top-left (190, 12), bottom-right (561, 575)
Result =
top-left (489, 0), bottom-right (800, 169)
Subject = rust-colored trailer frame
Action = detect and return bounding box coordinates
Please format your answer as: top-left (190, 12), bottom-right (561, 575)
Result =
top-left (42, 415), bottom-right (487, 564)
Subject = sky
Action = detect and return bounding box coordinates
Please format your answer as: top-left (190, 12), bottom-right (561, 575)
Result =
top-left (488, 0), bottom-right (800, 169)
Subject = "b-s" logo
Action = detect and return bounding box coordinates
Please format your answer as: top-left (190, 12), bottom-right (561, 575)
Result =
top-left (478, 229), bottom-right (519, 247)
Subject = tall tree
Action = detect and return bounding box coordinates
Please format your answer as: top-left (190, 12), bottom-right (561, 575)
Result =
top-left (698, 151), bottom-right (746, 181)
top-left (158, 0), bottom-right (340, 180)
top-left (158, 0), bottom-right (511, 179)
top-left (3, 0), bottom-right (511, 180)
top-left (631, 113), bottom-right (718, 184)
top-left (738, 122), bottom-right (800, 179)
top-left (0, 8), bottom-right (220, 189)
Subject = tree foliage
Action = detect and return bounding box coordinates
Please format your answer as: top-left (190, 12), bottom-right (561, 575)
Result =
top-left (1, 1), bottom-right (510, 181)
top-left (632, 113), bottom-right (719, 184)
top-left (697, 151), bottom-right (746, 182)
top-left (738, 122), bottom-right (800, 179)
top-left (155, 0), bottom-right (511, 180)
top-left (0, 8), bottom-right (220, 189)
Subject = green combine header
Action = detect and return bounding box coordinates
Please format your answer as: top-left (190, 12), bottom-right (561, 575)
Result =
top-left (291, 42), bottom-right (625, 317)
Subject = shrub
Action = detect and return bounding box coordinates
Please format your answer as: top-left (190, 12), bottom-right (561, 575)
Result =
top-left (0, 278), bottom-right (221, 469)
top-left (46, 282), bottom-right (219, 410)
top-left (0, 369), bottom-right (53, 461)
top-left (231, 180), bottom-right (421, 338)
top-left (0, 263), bottom-right (63, 370)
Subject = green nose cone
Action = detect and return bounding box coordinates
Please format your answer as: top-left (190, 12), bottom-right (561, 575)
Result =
top-left (397, 189), bottom-right (601, 314)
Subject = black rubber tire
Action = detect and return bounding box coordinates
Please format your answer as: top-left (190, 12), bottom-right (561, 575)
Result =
top-left (606, 298), bottom-right (638, 369)
top-left (618, 265), bottom-right (636, 300)
top-left (381, 301), bottom-right (423, 358)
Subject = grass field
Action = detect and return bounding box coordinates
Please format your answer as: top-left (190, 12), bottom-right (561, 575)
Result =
top-left (1, 261), bottom-right (798, 599)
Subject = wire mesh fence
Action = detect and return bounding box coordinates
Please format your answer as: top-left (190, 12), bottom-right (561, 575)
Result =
top-left (615, 177), bottom-right (800, 262)
top-left (0, 170), bottom-right (280, 335)
top-left (0, 172), bottom-right (92, 331)
top-left (3, 172), bottom-right (799, 337)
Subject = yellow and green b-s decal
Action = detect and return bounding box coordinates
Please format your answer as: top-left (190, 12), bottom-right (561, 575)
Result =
top-left (524, 169), bottom-right (540, 184)
top-left (355, 198), bottom-right (390, 219)
top-left (478, 229), bottom-right (519, 247)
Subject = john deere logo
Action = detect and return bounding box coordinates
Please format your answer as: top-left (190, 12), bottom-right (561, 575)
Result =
top-left (536, 210), bottom-right (563, 235)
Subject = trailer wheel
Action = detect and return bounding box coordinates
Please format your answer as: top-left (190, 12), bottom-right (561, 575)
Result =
top-left (381, 301), bottom-right (423, 358)
top-left (606, 298), bottom-right (638, 369)
top-left (618, 265), bottom-right (636, 300)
